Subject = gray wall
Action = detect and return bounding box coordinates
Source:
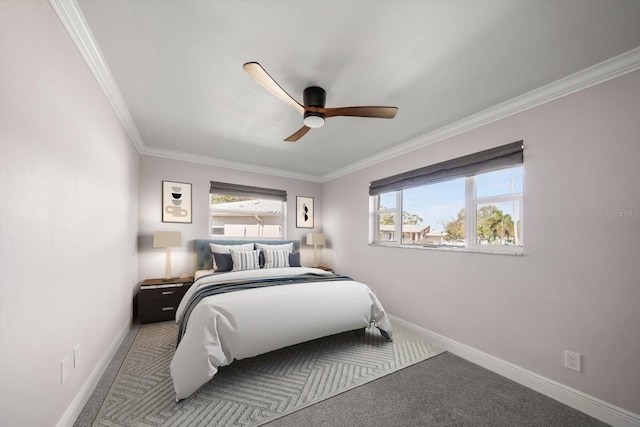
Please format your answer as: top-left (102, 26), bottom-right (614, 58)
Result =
top-left (322, 69), bottom-right (640, 415)
top-left (0, 2), bottom-right (139, 426)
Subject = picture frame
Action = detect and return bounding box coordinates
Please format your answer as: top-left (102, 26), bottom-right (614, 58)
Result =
top-left (296, 196), bottom-right (314, 228)
top-left (162, 181), bottom-right (192, 223)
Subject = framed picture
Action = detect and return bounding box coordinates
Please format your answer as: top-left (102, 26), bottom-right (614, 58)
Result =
top-left (162, 181), bottom-right (192, 223)
top-left (296, 196), bottom-right (314, 228)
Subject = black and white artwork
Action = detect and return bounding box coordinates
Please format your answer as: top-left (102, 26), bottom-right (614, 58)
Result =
top-left (162, 181), bottom-right (192, 223)
top-left (296, 196), bottom-right (313, 228)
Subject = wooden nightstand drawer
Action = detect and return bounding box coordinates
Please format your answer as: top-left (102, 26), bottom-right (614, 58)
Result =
top-left (138, 298), bottom-right (182, 323)
top-left (140, 287), bottom-right (184, 302)
top-left (138, 277), bottom-right (193, 324)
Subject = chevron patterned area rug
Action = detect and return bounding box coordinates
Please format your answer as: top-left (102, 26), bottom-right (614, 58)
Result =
top-left (94, 321), bottom-right (444, 426)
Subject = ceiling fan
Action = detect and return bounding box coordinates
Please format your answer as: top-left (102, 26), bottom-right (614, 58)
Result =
top-left (243, 62), bottom-right (399, 142)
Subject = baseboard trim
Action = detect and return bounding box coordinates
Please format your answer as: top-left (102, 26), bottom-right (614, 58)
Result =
top-left (390, 315), bottom-right (640, 427)
top-left (56, 318), bottom-right (132, 427)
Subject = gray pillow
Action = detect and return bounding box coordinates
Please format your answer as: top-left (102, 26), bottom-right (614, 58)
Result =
top-left (289, 252), bottom-right (301, 267)
top-left (212, 252), bottom-right (233, 272)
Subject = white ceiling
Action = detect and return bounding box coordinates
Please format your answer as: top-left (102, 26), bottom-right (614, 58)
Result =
top-left (61, 0), bottom-right (640, 181)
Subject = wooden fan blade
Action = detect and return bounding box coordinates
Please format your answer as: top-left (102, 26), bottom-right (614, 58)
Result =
top-left (320, 106), bottom-right (398, 119)
top-left (243, 62), bottom-right (305, 115)
top-left (284, 126), bottom-right (311, 142)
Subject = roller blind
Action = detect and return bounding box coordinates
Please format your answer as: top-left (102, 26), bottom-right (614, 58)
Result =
top-left (369, 140), bottom-right (523, 196)
top-left (209, 181), bottom-right (287, 202)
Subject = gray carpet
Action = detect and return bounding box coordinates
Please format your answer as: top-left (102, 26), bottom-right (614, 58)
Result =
top-left (84, 321), bottom-right (443, 426)
top-left (266, 352), bottom-right (609, 427)
top-left (75, 322), bottom-right (609, 427)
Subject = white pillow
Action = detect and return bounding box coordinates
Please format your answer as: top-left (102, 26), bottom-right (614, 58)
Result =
top-left (209, 243), bottom-right (254, 269)
top-left (255, 242), bottom-right (294, 252)
top-left (229, 249), bottom-right (261, 271)
top-left (209, 243), bottom-right (254, 254)
top-left (263, 249), bottom-right (291, 269)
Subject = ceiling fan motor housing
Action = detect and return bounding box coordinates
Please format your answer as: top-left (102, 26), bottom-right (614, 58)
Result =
top-left (303, 86), bottom-right (326, 128)
top-left (303, 86), bottom-right (326, 108)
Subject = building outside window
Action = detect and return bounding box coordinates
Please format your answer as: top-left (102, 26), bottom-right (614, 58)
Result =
top-left (209, 182), bottom-right (287, 238)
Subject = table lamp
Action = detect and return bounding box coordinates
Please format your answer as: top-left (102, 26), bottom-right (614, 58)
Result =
top-left (306, 232), bottom-right (325, 268)
top-left (153, 231), bottom-right (182, 279)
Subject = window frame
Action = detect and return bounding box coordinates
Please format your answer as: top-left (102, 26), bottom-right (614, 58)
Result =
top-left (465, 175), bottom-right (523, 253)
top-left (369, 142), bottom-right (524, 255)
top-left (370, 191), bottom-right (402, 245)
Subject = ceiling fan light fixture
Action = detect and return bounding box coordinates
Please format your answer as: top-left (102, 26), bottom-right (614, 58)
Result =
top-left (243, 63), bottom-right (398, 141)
top-left (303, 112), bottom-right (325, 128)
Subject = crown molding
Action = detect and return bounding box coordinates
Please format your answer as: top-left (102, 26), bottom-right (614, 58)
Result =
top-left (50, 0), bottom-right (640, 184)
top-left (49, 0), bottom-right (146, 153)
top-left (142, 146), bottom-right (322, 182)
top-left (320, 47), bottom-right (640, 183)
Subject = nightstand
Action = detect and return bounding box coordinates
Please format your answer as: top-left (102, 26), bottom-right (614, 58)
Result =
top-left (138, 277), bottom-right (193, 324)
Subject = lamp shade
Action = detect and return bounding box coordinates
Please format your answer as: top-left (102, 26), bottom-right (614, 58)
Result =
top-left (153, 231), bottom-right (182, 248)
top-left (306, 233), bottom-right (325, 246)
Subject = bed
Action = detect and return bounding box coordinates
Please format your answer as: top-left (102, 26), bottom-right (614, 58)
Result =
top-left (169, 239), bottom-right (394, 400)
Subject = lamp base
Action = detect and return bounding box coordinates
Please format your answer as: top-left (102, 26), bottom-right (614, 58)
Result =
top-left (164, 247), bottom-right (173, 281)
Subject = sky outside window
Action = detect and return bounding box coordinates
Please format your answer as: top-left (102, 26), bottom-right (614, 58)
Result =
top-left (401, 166), bottom-right (523, 231)
top-left (476, 167), bottom-right (523, 198)
top-left (403, 178), bottom-right (465, 230)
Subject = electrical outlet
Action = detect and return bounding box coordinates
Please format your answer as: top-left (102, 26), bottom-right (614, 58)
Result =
top-left (60, 356), bottom-right (70, 384)
top-left (564, 350), bottom-right (581, 372)
top-left (73, 344), bottom-right (80, 369)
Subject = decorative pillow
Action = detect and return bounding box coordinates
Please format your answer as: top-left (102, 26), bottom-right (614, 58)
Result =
top-left (209, 243), bottom-right (254, 253)
top-left (263, 249), bottom-right (291, 269)
top-left (288, 252), bottom-right (301, 267)
top-left (254, 242), bottom-right (294, 252)
top-left (212, 252), bottom-right (233, 272)
top-left (229, 249), bottom-right (261, 271)
top-left (255, 243), bottom-right (294, 267)
top-left (209, 243), bottom-right (254, 269)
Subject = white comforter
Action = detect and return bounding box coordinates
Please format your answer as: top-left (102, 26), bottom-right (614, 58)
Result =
top-left (170, 267), bottom-right (393, 400)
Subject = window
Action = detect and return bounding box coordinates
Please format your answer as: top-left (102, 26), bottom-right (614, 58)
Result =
top-left (372, 191), bottom-right (400, 243)
top-left (369, 141), bottom-right (523, 254)
top-left (209, 181), bottom-right (286, 238)
top-left (472, 167), bottom-right (523, 247)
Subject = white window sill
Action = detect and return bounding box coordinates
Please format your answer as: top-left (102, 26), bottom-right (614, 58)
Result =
top-left (369, 242), bottom-right (523, 256)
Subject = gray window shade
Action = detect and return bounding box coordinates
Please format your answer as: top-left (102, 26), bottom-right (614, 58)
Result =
top-left (369, 140), bottom-right (523, 196)
top-left (210, 181), bottom-right (287, 201)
